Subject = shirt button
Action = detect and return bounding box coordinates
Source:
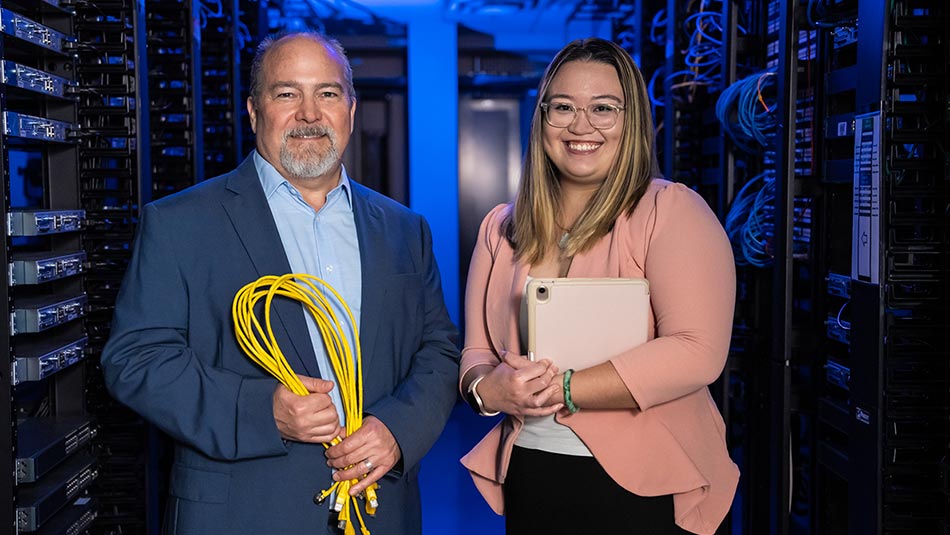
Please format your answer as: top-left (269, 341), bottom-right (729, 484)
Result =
top-left (325, 265), bottom-right (334, 273)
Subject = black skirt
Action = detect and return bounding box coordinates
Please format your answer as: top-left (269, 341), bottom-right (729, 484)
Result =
top-left (503, 446), bottom-right (695, 535)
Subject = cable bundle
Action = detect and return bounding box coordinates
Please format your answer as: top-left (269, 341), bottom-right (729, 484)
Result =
top-left (683, 8), bottom-right (725, 87)
top-left (716, 70), bottom-right (778, 155)
top-left (661, 0), bottom-right (742, 102)
top-left (724, 171), bottom-right (776, 267)
top-left (232, 273), bottom-right (379, 535)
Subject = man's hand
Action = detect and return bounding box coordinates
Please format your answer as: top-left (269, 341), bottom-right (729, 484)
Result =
top-left (273, 376), bottom-right (343, 444)
top-left (325, 416), bottom-right (401, 496)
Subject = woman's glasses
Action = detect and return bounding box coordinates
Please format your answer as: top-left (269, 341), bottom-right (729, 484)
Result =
top-left (539, 101), bottom-right (625, 129)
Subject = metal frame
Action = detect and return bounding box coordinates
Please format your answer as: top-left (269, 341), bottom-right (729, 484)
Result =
top-left (849, 2), bottom-right (888, 533)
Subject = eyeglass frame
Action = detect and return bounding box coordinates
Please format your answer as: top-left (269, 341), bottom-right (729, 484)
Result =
top-left (538, 101), bottom-right (626, 129)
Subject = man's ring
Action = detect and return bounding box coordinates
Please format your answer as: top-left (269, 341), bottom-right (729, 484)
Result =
top-left (364, 459), bottom-right (373, 472)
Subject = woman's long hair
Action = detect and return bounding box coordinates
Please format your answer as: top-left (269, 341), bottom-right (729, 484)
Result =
top-left (507, 38), bottom-right (660, 263)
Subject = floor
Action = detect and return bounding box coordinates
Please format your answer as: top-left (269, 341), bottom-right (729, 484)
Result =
top-left (420, 402), bottom-right (505, 535)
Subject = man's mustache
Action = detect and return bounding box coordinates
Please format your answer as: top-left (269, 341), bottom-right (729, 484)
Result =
top-left (285, 125), bottom-right (332, 139)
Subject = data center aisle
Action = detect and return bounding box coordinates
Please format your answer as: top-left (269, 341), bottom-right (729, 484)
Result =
top-left (420, 402), bottom-right (505, 535)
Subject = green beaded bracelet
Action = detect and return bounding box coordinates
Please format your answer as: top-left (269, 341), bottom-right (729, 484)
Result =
top-left (563, 368), bottom-right (579, 414)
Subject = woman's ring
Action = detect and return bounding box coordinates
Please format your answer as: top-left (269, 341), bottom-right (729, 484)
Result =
top-left (363, 459), bottom-right (373, 472)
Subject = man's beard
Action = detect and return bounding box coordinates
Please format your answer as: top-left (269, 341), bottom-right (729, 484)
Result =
top-left (279, 125), bottom-right (340, 179)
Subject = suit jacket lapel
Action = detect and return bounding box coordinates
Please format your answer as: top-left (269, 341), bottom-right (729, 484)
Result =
top-left (485, 236), bottom-right (528, 358)
top-left (221, 156), bottom-right (320, 378)
top-left (350, 182), bottom-right (383, 371)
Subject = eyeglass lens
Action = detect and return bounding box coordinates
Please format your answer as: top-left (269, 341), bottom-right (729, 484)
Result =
top-left (545, 103), bottom-right (620, 129)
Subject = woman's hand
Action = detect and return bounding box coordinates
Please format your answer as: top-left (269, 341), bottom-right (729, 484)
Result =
top-left (477, 352), bottom-right (563, 417)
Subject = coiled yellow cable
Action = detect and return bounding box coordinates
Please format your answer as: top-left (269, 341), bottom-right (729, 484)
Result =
top-left (232, 273), bottom-right (379, 535)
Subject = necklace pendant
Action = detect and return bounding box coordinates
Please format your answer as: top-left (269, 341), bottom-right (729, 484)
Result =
top-left (558, 231), bottom-right (570, 250)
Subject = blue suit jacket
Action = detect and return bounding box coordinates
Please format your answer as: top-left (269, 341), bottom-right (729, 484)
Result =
top-left (101, 155), bottom-right (460, 534)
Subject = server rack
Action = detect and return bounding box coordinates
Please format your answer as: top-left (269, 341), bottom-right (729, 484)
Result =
top-left (1, 0), bottom-right (99, 533)
top-left (814, 2), bottom-right (862, 532)
top-left (73, 0), bottom-right (157, 532)
top-left (704, 1), bottom-right (950, 533)
top-left (705, 1), bottom-right (823, 532)
top-left (237, 0), bottom-right (266, 161)
top-left (718, 0), bottom-right (779, 532)
top-left (662, 0), bottom-right (709, 191)
top-left (717, 1), bottom-right (835, 532)
top-left (146, 0), bottom-right (202, 197)
top-left (201, 0), bottom-right (242, 179)
top-left (814, 1), bottom-right (950, 534)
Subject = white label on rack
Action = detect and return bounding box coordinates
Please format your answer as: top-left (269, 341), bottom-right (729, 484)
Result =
top-left (852, 112), bottom-right (881, 284)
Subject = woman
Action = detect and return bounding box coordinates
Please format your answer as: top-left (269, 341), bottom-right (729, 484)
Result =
top-left (459, 38), bottom-right (739, 535)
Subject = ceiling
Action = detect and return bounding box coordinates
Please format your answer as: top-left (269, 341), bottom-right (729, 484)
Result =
top-left (274, 0), bottom-right (633, 52)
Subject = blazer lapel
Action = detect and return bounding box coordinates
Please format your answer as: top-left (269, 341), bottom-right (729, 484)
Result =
top-left (221, 156), bottom-right (320, 378)
top-left (349, 182), bottom-right (383, 370)
top-left (485, 237), bottom-right (528, 358)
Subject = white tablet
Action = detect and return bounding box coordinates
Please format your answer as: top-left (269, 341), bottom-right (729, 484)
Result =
top-left (526, 277), bottom-right (650, 370)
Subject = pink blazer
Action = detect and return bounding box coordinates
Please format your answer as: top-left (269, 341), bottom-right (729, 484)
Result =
top-left (459, 179), bottom-right (740, 535)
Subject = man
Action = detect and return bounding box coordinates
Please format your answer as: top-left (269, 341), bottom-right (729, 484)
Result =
top-left (100, 31), bottom-right (460, 534)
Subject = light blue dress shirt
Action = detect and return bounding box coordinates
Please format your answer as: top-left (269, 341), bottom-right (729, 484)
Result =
top-left (253, 151), bottom-right (362, 426)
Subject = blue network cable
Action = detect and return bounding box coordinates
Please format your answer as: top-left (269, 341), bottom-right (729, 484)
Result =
top-left (716, 71), bottom-right (777, 154)
top-left (725, 171), bottom-right (776, 267)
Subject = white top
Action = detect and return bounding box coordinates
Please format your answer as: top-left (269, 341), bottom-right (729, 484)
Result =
top-left (514, 276), bottom-right (593, 457)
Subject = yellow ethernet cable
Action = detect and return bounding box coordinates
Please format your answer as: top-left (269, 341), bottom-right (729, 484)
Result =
top-left (232, 273), bottom-right (379, 535)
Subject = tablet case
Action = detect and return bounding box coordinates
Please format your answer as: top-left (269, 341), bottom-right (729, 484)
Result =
top-left (527, 278), bottom-right (650, 370)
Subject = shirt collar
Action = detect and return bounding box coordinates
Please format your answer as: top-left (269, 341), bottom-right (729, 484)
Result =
top-left (253, 149), bottom-right (352, 207)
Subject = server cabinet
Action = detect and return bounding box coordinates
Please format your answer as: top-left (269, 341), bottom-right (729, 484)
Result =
top-left (73, 0), bottom-right (157, 532)
top-left (839, 2), bottom-right (949, 533)
top-left (1, 1), bottom-right (98, 533)
top-left (202, 0), bottom-right (243, 179)
top-left (146, 0), bottom-right (202, 197)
